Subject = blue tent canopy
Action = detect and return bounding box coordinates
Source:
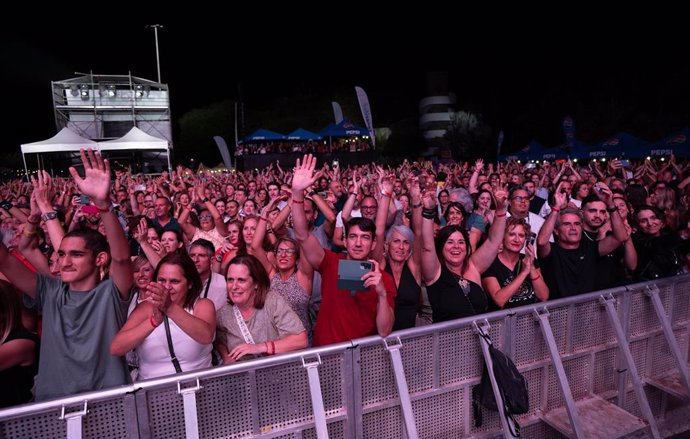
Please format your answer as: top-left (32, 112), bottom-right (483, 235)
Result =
top-left (640, 127), bottom-right (690, 158)
top-left (499, 140), bottom-right (544, 161)
top-left (286, 128), bottom-right (322, 141)
top-left (243, 128), bottom-right (286, 142)
top-left (570, 133), bottom-right (640, 160)
top-left (533, 145), bottom-right (570, 161)
top-left (319, 120), bottom-right (369, 137)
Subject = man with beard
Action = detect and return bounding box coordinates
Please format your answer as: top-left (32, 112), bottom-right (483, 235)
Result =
top-left (537, 182), bottom-right (628, 299)
top-left (580, 195), bottom-right (636, 288)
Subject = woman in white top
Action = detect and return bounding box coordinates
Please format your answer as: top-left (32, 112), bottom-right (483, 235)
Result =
top-left (111, 253), bottom-right (216, 380)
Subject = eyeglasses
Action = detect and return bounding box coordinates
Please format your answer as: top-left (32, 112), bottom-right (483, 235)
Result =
top-left (361, 205), bottom-right (377, 210)
top-left (510, 196), bottom-right (528, 202)
top-left (275, 248), bottom-right (296, 255)
top-left (199, 214), bottom-right (213, 220)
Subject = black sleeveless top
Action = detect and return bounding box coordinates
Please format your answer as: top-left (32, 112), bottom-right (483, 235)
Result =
top-left (385, 261), bottom-right (421, 331)
top-left (0, 328), bottom-right (39, 408)
top-left (426, 264), bottom-right (488, 323)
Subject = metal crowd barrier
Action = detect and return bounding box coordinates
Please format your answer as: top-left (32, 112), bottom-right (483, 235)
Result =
top-left (1, 275), bottom-right (689, 439)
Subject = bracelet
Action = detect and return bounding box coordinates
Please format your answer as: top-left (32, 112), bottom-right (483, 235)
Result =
top-left (531, 274), bottom-right (541, 282)
top-left (150, 315), bottom-right (160, 328)
top-left (215, 255), bottom-right (223, 263)
top-left (421, 207), bottom-right (437, 219)
top-left (349, 192), bottom-right (358, 197)
top-left (269, 341), bottom-right (276, 355)
top-left (495, 211), bottom-right (507, 218)
top-left (259, 215), bottom-right (268, 222)
top-left (551, 207), bottom-right (561, 213)
top-left (27, 216), bottom-right (41, 225)
top-left (381, 190), bottom-right (393, 198)
top-left (292, 199), bottom-right (304, 205)
top-left (411, 202), bottom-right (422, 209)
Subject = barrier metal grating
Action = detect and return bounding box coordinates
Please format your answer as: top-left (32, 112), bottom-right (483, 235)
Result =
top-left (196, 372), bottom-right (253, 439)
top-left (400, 334), bottom-right (435, 394)
top-left (593, 348), bottom-right (617, 394)
top-left (302, 420), bottom-right (345, 439)
top-left (546, 355), bottom-right (590, 410)
top-left (413, 390), bottom-right (463, 438)
top-left (148, 384), bottom-right (191, 439)
top-left (315, 353), bottom-right (347, 416)
top-left (362, 405), bottom-right (402, 439)
top-left (439, 326), bottom-right (482, 387)
top-left (630, 290), bottom-right (662, 337)
top-left (674, 280), bottom-right (690, 325)
top-left (621, 387), bottom-right (664, 419)
top-left (519, 366), bottom-right (545, 418)
top-left (651, 330), bottom-right (688, 375)
top-left (572, 300), bottom-right (616, 352)
top-left (515, 312), bottom-right (549, 366)
top-left (1, 409), bottom-right (67, 439)
top-left (82, 399), bottom-right (127, 439)
top-left (360, 343), bottom-right (396, 406)
top-left (257, 362), bottom-right (314, 431)
top-left (629, 339), bottom-right (649, 379)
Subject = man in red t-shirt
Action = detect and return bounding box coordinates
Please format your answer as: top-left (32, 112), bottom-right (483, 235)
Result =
top-left (291, 155), bottom-right (396, 347)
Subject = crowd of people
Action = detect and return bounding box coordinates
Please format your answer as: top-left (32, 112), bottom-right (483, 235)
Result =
top-left (1, 149), bottom-right (689, 407)
top-left (235, 140), bottom-right (372, 156)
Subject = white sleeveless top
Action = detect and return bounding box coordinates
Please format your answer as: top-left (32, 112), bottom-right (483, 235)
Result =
top-left (136, 306), bottom-right (212, 380)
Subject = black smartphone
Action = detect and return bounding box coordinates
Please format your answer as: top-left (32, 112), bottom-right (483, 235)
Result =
top-left (337, 260), bottom-right (373, 293)
top-left (80, 195), bottom-right (90, 204)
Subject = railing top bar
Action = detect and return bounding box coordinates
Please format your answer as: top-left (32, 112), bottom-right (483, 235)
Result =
top-left (625, 274), bottom-right (690, 292)
top-left (0, 340), bottom-right (353, 420)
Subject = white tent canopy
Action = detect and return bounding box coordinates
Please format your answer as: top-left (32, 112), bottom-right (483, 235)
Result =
top-left (98, 127), bottom-right (169, 151)
top-left (20, 126), bottom-right (171, 175)
top-left (20, 127), bottom-right (98, 154)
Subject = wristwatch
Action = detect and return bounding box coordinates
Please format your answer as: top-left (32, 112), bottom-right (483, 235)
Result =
top-left (606, 205), bottom-right (618, 213)
top-left (201, 197), bottom-right (209, 203)
top-left (41, 211), bottom-right (58, 221)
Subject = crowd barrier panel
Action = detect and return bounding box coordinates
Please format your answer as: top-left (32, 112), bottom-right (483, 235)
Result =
top-left (0, 275), bottom-right (688, 438)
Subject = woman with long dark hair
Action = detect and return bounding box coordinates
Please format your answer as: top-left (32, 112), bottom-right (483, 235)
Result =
top-left (110, 253), bottom-right (216, 379)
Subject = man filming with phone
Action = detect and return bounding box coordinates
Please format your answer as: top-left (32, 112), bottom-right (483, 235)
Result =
top-left (291, 155), bottom-right (396, 347)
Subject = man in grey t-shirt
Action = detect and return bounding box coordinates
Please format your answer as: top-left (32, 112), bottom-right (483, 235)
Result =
top-left (0, 150), bottom-right (133, 400)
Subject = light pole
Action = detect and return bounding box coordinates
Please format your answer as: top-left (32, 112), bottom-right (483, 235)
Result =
top-left (146, 24), bottom-right (164, 83)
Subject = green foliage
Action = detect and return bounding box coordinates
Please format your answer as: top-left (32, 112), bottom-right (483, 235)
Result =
top-left (177, 101), bottom-right (235, 165)
top-left (444, 111), bottom-right (492, 161)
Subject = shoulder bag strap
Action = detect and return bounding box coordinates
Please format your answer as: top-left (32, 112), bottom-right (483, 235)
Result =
top-left (163, 316), bottom-right (183, 373)
top-left (233, 305), bottom-right (255, 345)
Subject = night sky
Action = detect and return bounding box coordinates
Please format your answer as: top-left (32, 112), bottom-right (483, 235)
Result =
top-left (3, 15), bottom-right (689, 158)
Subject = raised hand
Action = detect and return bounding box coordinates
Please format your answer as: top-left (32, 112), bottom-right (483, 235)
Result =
top-left (553, 182), bottom-right (568, 210)
top-left (291, 154), bottom-right (318, 192)
top-left (33, 170), bottom-right (54, 213)
top-left (474, 159), bottom-right (484, 172)
top-left (493, 186), bottom-right (509, 211)
top-left (68, 149), bottom-right (111, 208)
top-left (593, 181), bottom-right (614, 206)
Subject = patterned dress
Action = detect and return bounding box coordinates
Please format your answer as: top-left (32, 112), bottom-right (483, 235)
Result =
top-left (270, 271), bottom-right (311, 335)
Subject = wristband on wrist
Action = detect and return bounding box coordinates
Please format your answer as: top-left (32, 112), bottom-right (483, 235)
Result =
top-left (411, 202), bottom-right (422, 209)
top-left (292, 198), bottom-right (304, 205)
top-left (531, 274), bottom-right (542, 282)
top-left (495, 211), bottom-right (507, 218)
top-left (421, 207), bottom-right (437, 219)
top-left (150, 315), bottom-right (160, 328)
top-left (381, 190), bottom-right (393, 198)
top-left (606, 205), bottom-right (618, 213)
